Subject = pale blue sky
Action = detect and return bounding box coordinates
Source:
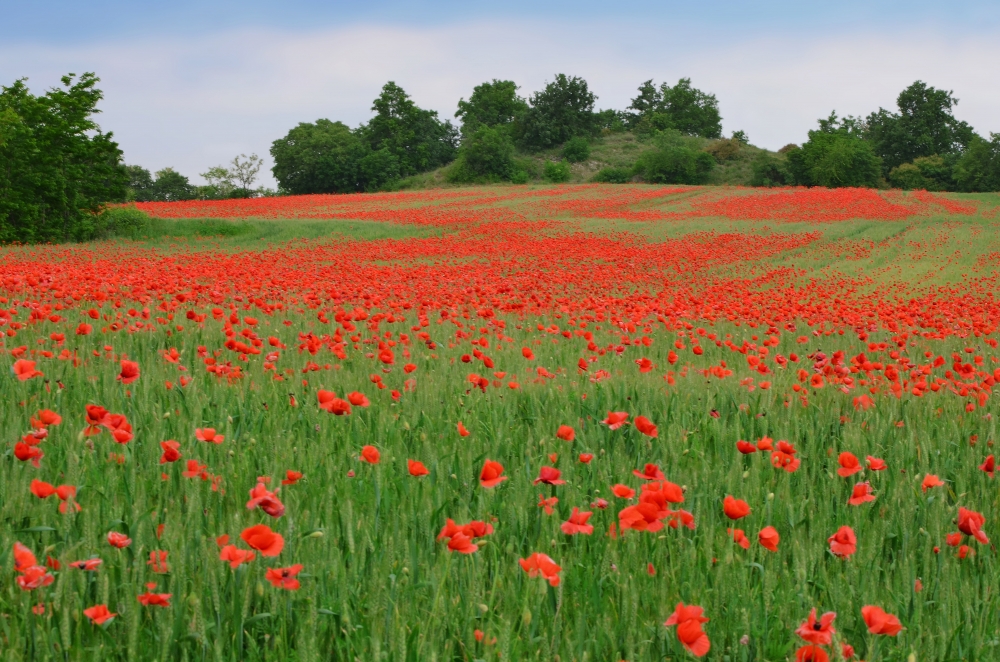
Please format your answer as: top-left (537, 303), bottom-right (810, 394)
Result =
top-left (3, 1), bottom-right (997, 187)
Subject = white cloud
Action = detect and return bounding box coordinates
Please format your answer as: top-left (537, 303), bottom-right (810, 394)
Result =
top-left (3, 21), bottom-right (998, 188)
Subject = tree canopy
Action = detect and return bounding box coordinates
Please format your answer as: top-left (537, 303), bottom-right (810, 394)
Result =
top-left (0, 73), bottom-right (127, 243)
top-left (517, 74), bottom-right (598, 150)
top-left (627, 78), bottom-right (723, 139)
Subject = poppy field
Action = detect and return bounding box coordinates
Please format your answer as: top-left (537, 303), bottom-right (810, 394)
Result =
top-left (4, 184), bottom-right (1000, 661)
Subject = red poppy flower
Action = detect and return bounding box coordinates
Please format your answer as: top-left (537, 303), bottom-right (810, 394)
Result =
top-left (360, 445), bottom-right (380, 464)
top-left (219, 545), bottom-right (256, 568)
top-left (12, 359), bottom-right (43, 381)
top-left (602, 411), bottom-right (629, 430)
top-left (84, 405), bottom-right (109, 435)
top-left (537, 494), bottom-right (558, 515)
top-left (147, 551), bottom-right (169, 573)
top-left (827, 526), bottom-right (856, 558)
top-left (860, 606), bottom-right (904, 636)
top-left (664, 603), bottom-right (711, 657)
top-left (795, 646), bottom-right (830, 662)
top-left (795, 608), bottom-right (837, 645)
top-left (31, 409), bottom-right (61, 428)
top-left (137, 592), bottom-right (172, 607)
top-left (848, 482), bottom-right (876, 506)
top-left (346, 391), bottom-right (369, 407)
top-left (406, 459), bottom-right (429, 476)
top-left (107, 532), bottom-right (132, 548)
top-left (519, 552), bottom-right (561, 586)
top-left (521, 347), bottom-right (534, 360)
top-left (479, 459), bottom-right (507, 488)
top-left (117, 360), bottom-right (140, 384)
top-left (159, 440), bottom-right (181, 464)
top-left (758, 526), bottom-right (780, 552)
top-left (30, 479), bottom-right (55, 499)
top-left (14, 541), bottom-right (38, 572)
top-left (246, 482), bottom-right (285, 518)
top-left (921, 474), bottom-right (943, 492)
top-left (69, 558), bottom-right (103, 571)
top-left (83, 604), bottom-right (116, 625)
top-left (560, 507), bottom-right (594, 535)
top-left (14, 442), bottom-right (43, 467)
top-left (241, 524), bottom-right (284, 557)
top-left (866, 456), bottom-right (886, 471)
top-left (980, 455), bottom-right (995, 478)
top-left (634, 415), bottom-right (658, 437)
top-left (736, 440), bottom-right (757, 454)
top-left (556, 425), bottom-right (575, 441)
top-left (723, 496), bottom-right (750, 520)
top-left (534, 466), bottom-right (565, 485)
top-left (641, 480), bottom-right (684, 505)
top-left (265, 564), bottom-right (304, 590)
top-left (633, 463), bottom-right (665, 481)
top-left (446, 532), bottom-right (478, 554)
top-left (457, 422), bottom-right (470, 437)
top-left (281, 470), bottom-right (303, 485)
top-left (836, 452), bottom-right (862, 477)
top-left (618, 502), bottom-right (666, 532)
top-left (195, 428), bottom-right (224, 444)
top-left (578, 453), bottom-right (593, 464)
top-left (729, 528), bottom-right (750, 549)
top-left (611, 484), bottom-right (636, 499)
top-left (957, 507), bottom-right (989, 544)
top-left (756, 437), bottom-right (774, 451)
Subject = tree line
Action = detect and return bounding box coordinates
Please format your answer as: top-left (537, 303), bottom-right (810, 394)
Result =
top-left (2, 71), bottom-right (999, 243)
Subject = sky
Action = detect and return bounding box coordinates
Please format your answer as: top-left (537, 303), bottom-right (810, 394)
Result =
top-left (2, 1), bottom-right (999, 188)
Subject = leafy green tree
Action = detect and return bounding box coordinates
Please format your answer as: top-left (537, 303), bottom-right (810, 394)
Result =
top-left (543, 160), bottom-right (572, 183)
top-left (124, 165), bottom-right (154, 201)
top-left (627, 78), bottom-right (722, 138)
top-left (358, 147), bottom-right (401, 192)
top-left (888, 155), bottom-right (955, 191)
top-left (455, 80), bottom-right (527, 136)
top-left (787, 113), bottom-right (882, 188)
top-left (360, 82), bottom-right (458, 177)
top-left (148, 168), bottom-right (195, 202)
top-left (0, 73), bottom-right (127, 243)
top-left (449, 125), bottom-right (517, 182)
top-left (749, 153), bottom-right (790, 187)
top-left (517, 74), bottom-right (598, 150)
top-left (865, 81), bottom-right (976, 176)
top-left (270, 119), bottom-right (365, 194)
top-left (953, 134), bottom-right (1000, 192)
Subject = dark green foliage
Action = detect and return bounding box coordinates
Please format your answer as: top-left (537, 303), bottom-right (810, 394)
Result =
top-left (888, 155), bottom-right (955, 191)
top-left (562, 136), bottom-right (591, 163)
top-left (633, 130), bottom-right (714, 184)
top-left (358, 147), bottom-right (401, 192)
top-left (953, 134), bottom-right (1000, 192)
top-left (595, 109), bottom-right (628, 134)
top-left (360, 82), bottom-right (458, 177)
top-left (517, 74), bottom-right (598, 150)
top-left (628, 78), bottom-right (722, 139)
top-left (731, 130), bottom-right (749, 145)
top-left (270, 119), bottom-right (365, 194)
top-left (0, 73), bottom-right (127, 243)
top-left (865, 81), bottom-right (976, 176)
top-left (448, 126), bottom-right (518, 183)
top-left (591, 166), bottom-right (632, 183)
top-left (787, 113), bottom-right (882, 188)
top-left (455, 80), bottom-right (526, 136)
top-left (124, 164), bottom-right (153, 199)
top-left (125, 165), bottom-right (197, 202)
top-left (749, 153), bottom-right (791, 187)
top-left (93, 204), bottom-right (152, 239)
top-left (543, 160), bottom-right (572, 183)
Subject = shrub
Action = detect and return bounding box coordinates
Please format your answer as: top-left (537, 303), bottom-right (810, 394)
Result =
top-left (787, 114), bottom-right (882, 188)
top-left (953, 134), bottom-right (1000, 192)
top-left (543, 160), bottom-right (572, 183)
top-left (562, 137), bottom-right (591, 163)
top-left (94, 205), bottom-right (152, 239)
top-left (749, 154), bottom-right (791, 187)
top-left (634, 145), bottom-right (714, 184)
top-left (591, 167), bottom-right (632, 183)
top-left (704, 138), bottom-right (741, 163)
top-left (888, 155), bottom-right (954, 190)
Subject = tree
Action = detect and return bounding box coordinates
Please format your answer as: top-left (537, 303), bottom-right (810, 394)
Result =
top-left (229, 154), bottom-right (263, 196)
top-left (953, 134), bottom-right (1000, 192)
top-left (787, 112), bottom-right (882, 188)
top-left (124, 164), bottom-right (154, 201)
top-left (0, 73), bottom-right (127, 243)
top-left (360, 82), bottom-right (458, 177)
top-left (148, 168), bottom-right (195, 202)
top-left (865, 81), bottom-right (976, 176)
top-left (200, 165), bottom-right (236, 198)
top-left (270, 119), bottom-right (365, 194)
top-left (627, 78), bottom-right (722, 138)
top-left (455, 80), bottom-right (527, 136)
top-left (517, 74), bottom-right (598, 150)
top-left (449, 125), bottom-right (517, 182)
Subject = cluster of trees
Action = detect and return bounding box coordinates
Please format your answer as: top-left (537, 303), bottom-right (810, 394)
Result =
top-left (125, 153), bottom-right (266, 202)
top-left (752, 82), bottom-right (1000, 191)
top-left (269, 74), bottom-right (726, 190)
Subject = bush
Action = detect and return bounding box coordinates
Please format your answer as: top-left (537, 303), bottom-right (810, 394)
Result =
top-left (591, 167), bottom-right (632, 183)
top-left (462, 126), bottom-right (517, 181)
top-left (543, 160), bottom-right (572, 183)
top-left (562, 137), bottom-right (591, 163)
top-left (888, 155), bottom-right (954, 190)
top-left (634, 139), bottom-right (714, 185)
top-left (704, 138), bottom-right (741, 163)
top-left (358, 148), bottom-right (401, 191)
top-left (749, 154), bottom-right (791, 187)
top-left (787, 114), bottom-right (882, 188)
top-left (94, 205), bottom-right (152, 239)
top-left (271, 119), bottom-right (366, 194)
